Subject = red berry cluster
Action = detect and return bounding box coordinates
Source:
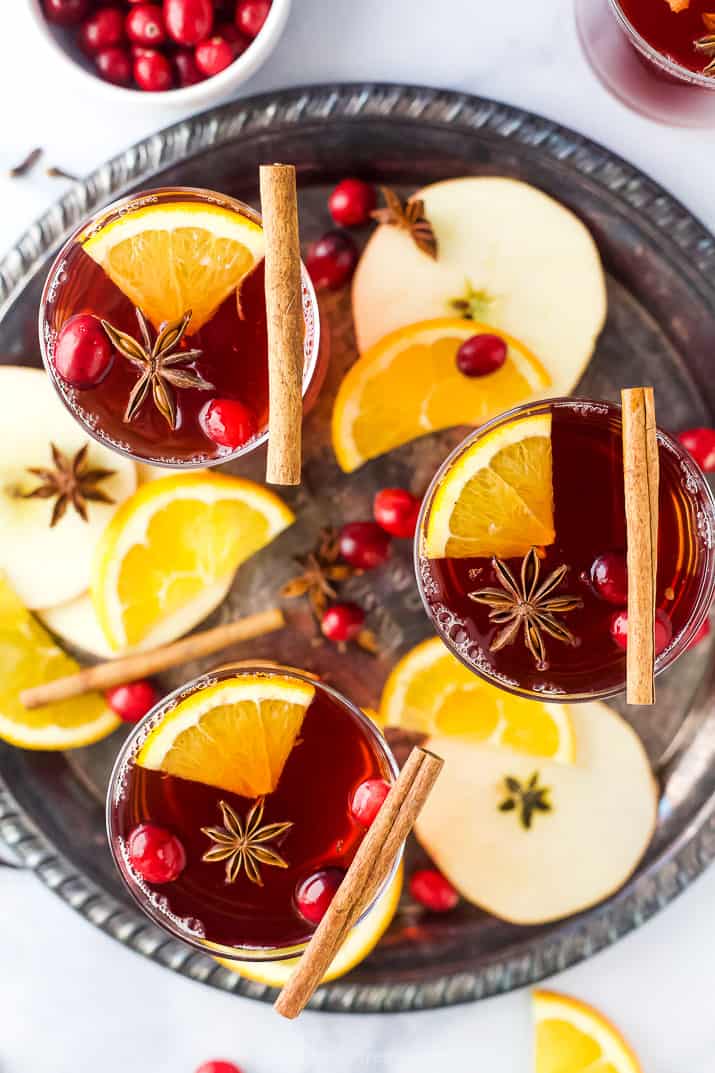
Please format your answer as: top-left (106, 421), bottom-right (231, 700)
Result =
top-left (305, 178), bottom-right (376, 291)
top-left (42, 0), bottom-right (272, 92)
top-left (589, 551), bottom-right (678, 655)
top-left (320, 488), bottom-right (422, 644)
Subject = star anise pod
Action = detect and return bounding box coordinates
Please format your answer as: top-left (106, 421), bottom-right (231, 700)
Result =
top-left (201, 798), bottom-right (292, 886)
top-left (102, 307), bottom-right (214, 430)
top-left (21, 443), bottom-right (115, 528)
top-left (280, 527), bottom-right (358, 621)
top-left (498, 772), bottom-right (552, 831)
top-left (695, 30), bottom-right (715, 74)
top-left (371, 186), bottom-right (438, 260)
top-left (469, 546), bottom-right (583, 669)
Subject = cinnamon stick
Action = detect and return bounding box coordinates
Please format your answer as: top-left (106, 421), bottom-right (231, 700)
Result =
top-left (260, 164), bottom-right (304, 486)
top-left (274, 746), bottom-right (443, 1019)
top-left (622, 387), bottom-right (659, 705)
top-left (20, 607), bottom-right (285, 709)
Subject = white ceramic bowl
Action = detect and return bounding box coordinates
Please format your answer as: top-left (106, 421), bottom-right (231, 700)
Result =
top-left (27, 0), bottom-right (291, 110)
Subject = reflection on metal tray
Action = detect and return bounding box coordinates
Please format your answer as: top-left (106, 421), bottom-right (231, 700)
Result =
top-left (1, 83), bottom-right (715, 1014)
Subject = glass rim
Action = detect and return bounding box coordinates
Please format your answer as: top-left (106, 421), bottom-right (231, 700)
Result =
top-left (414, 395), bottom-right (715, 704)
top-left (607, 0), bottom-right (715, 89)
top-left (105, 663), bottom-right (402, 962)
top-left (38, 185), bottom-right (321, 470)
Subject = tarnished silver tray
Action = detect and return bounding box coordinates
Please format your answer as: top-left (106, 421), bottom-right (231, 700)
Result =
top-left (1, 83), bottom-right (715, 1014)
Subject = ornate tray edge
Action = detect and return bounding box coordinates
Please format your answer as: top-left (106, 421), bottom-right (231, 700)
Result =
top-left (2, 81), bottom-right (715, 1013)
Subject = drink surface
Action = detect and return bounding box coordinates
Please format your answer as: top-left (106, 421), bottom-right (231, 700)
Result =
top-left (419, 401), bottom-right (712, 700)
top-left (110, 679), bottom-right (393, 953)
top-left (617, 0), bottom-right (715, 76)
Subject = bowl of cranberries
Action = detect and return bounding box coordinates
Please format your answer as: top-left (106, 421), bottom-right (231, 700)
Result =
top-left (31, 0), bottom-right (291, 104)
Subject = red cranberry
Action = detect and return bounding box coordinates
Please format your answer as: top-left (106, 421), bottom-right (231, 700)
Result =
top-left (201, 398), bottom-right (257, 449)
top-left (321, 602), bottom-right (365, 643)
top-left (590, 551), bottom-right (628, 605)
top-left (174, 48), bottom-right (205, 85)
top-left (409, 869), bottom-right (459, 912)
top-left (235, 0), bottom-right (270, 38)
top-left (609, 608), bottom-right (672, 655)
top-left (328, 179), bottom-right (376, 228)
top-left (350, 778), bottom-right (391, 827)
top-left (456, 333), bottom-right (508, 378)
top-left (195, 1063), bottom-right (244, 1073)
top-left (164, 0), bottom-right (213, 45)
top-left (295, 867), bottom-right (344, 924)
top-left (105, 680), bottom-right (159, 723)
top-left (689, 617), bottom-right (711, 650)
top-left (134, 48), bottom-right (174, 90)
top-left (53, 314), bottom-right (113, 387)
top-left (95, 46), bottom-right (133, 85)
top-left (43, 0), bottom-right (90, 25)
top-left (195, 35), bottom-right (236, 75)
top-left (338, 521), bottom-right (390, 570)
top-left (374, 488), bottom-right (421, 539)
top-left (79, 7), bottom-right (125, 53)
top-left (216, 21), bottom-right (248, 51)
top-left (305, 231), bottom-right (358, 291)
top-left (126, 3), bottom-right (166, 45)
top-left (677, 427), bottom-right (715, 473)
top-left (126, 824), bottom-right (186, 884)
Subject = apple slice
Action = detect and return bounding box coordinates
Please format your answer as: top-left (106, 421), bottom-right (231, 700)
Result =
top-left (353, 177), bottom-right (606, 396)
top-left (415, 702), bottom-right (656, 924)
top-left (0, 367), bottom-right (136, 609)
top-left (38, 574), bottom-right (234, 658)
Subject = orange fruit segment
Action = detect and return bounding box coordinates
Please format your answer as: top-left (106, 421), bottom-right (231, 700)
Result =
top-left (82, 201), bottom-right (265, 333)
top-left (331, 318), bottom-right (551, 472)
top-left (533, 990), bottom-right (643, 1073)
top-left (423, 412), bottom-right (555, 559)
top-left (136, 674), bottom-right (315, 798)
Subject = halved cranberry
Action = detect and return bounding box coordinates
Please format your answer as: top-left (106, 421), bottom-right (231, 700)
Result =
top-left (201, 398), bottom-right (257, 449)
top-left (409, 868), bottom-right (459, 912)
top-left (164, 0), bottom-right (213, 45)
top-left (234, 0), bottom-right (271, 38)
top-left (79, 7), bottom-right (125, 54)
top-left (195, 35), bottom-right (236, 75)
top-left (609, 608), bottom-right (672, 655)
top-left (105, 680), bottom-right (159, 723)
top-left (305, 230), bottom-right (358, 290)
top-left (295, 867), bottom-right (344, 924)
top-left (126, 824), bottom-right (186, 884)
top-left (350, 778), bottom-right (390, 827)
top-left (321, 602), bottom-right (365, 642)
top-left (373, 488), bottom-right (421, 539)
top-left (53, 314), bottom-right (114, 387)
top-left (328, 178), bottom-right (376, 228)
top-left (43, 0), bottom-right (90, 25)
top-left (456, 334), bottom-right (507, 378)
top-left (95, 45), bottom-right (133, 85)
top-left (590, 551), bottom-right (628, 605)
top-left (134, 47), bottom-right (174, 90)
top-left (126, 3), bottom-right (166, 45)
top-left (338, 521), bottom-right (390, 570)
top-left (677, 427), bottom-right (715, 473)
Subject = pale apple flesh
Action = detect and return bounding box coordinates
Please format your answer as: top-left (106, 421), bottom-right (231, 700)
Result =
top-left (352, 177), bottom-right (607, 398)
top-left (0, 367), bottom-right (137, 610)
top-left (415, 702), bottom-right (656, 925)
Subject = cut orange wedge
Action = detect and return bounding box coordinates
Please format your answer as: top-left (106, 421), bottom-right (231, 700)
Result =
top-left (424, 411), bottom-right (555, 560)
top-left (136, 674), bottom-right (315, 798)
top-left (82, 201), bottom-right (265, 333)
top-left (533, 990), bottom-right (643, 1073)
top-left (332, 318), bottom-right (551, 472)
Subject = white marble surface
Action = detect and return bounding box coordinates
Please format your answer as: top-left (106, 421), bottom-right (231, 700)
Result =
top-left (3, 1), bottom-right (715, 1070)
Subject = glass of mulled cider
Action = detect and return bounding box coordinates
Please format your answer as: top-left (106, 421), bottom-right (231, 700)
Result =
top-left (415, 398), bottom-right (715, 702)
top-left (40, 187), bottom-right (321, 467)
top-left (575, 0), bottom-right (715, 126)
top-left (107, 665), bottom-right (400, 961)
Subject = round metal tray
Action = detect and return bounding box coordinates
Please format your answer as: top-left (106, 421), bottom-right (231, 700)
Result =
top-left (2, 82), bottom-right (715, 1014)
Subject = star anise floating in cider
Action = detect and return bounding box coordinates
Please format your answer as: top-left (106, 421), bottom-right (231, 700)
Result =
top-left (371, 186), bottom-right (438, 260)
top-left (695, 12), bottom-right (715, 74)
top-left (102, 308), bottom-right (214, 429)
top-left (469, 547), bottom-right (583, 670)
top-left (21, 442), bottom-right (115, 527)
top-left (201, 798), bottom-right (293, 887)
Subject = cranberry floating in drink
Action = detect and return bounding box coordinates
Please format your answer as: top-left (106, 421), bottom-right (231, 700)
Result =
top-left (40, 187), bottom-right (320, 467)
top-left (415, 398), bottom-right (715, 701)
top-left (107, 666), bottom-right (399, 958)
